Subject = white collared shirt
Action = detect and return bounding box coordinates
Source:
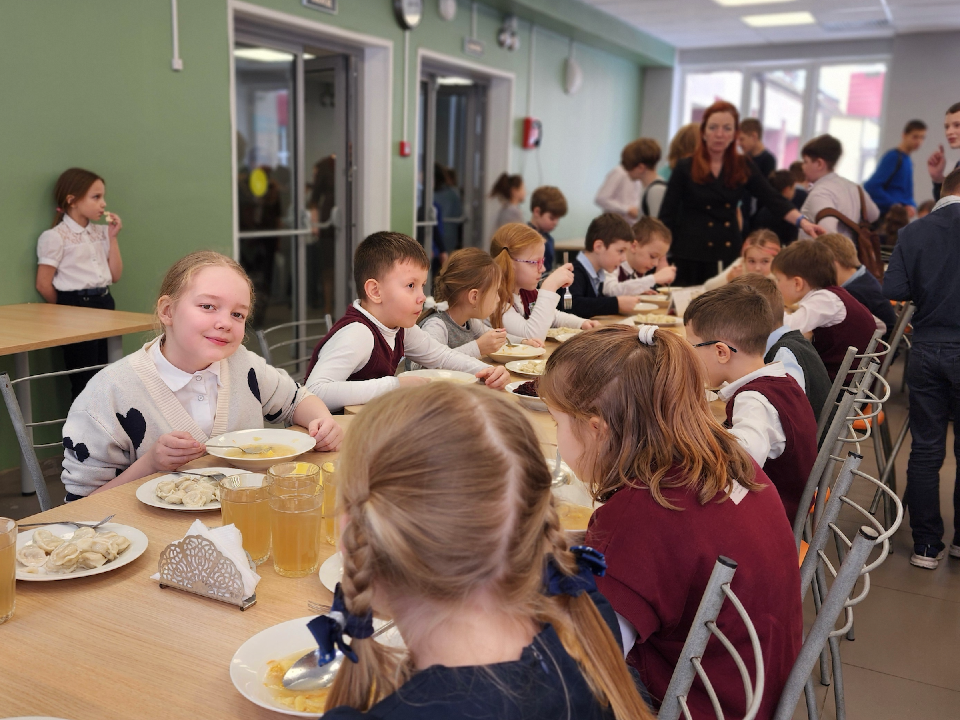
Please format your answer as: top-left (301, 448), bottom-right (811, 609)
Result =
top-left (501, 290), bottom-right (586, 340)
top-left (37, 214), bottom-right (112, 291)
top-left (149, 340), bottom-right (222, 437)
top-left (603, 261), bottom-right (656, 296)
top-left (784, 289), bottom-right (846, 335)
top-left (799, 172), bottom-right (880, 242)
top-left (765, 325), bottom-right (805, 392)
top-left (576, 252), bottom-right (603, 296)
top-left (718, 362), bottom-right (789, 468)
top-left (594, 165), bottom-right (641, 222)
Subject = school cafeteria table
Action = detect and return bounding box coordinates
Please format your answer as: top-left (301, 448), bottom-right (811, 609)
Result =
top-left (1, 417), bottom-right (352, 720)
top-left (0, 303), bottom-right (155, 493)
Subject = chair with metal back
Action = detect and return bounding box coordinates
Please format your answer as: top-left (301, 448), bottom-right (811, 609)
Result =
top-left (255, 315), bottom-right (333, 382)
top-left (815, 329), bottom-right (884, 445)
top-left (657, 557), bottom-right (765, 720)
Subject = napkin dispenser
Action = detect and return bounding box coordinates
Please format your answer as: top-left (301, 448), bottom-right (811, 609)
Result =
top-left (157, 535), bottom-right (257, 610)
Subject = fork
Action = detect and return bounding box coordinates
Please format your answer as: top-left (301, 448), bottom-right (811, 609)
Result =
top-left (18, 514), bottom-right (115, 529)
top-left (172, 471), bottom-right (228, 482)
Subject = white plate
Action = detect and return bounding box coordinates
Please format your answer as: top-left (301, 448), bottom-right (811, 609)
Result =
top-left (318, 552), bottom-right (343, 593)
top-left (397, 368), bottom-right (478, 384)
top-left (487, 345), bottom-right (546, 364)
top-left (633, 301), bottom-right (659, 313)
top-left (231, 615), bottom-right (399, 717)
top-left (16, 523), bottom-right (148, 581)
top-left (506, 381), bottom-right (547, 412)
top-left (135, 468), bottom-right (237, 511)
top-left (206, 428), bottom-right (316, 471)
top-left (632, 313), bottom-right (682, 327)
top-left (504, 359), bottom-right (546, 377)
top-left (545, 327), bottom-right (583, 342)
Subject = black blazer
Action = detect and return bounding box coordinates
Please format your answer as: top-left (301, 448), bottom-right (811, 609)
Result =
top-left (659, 157), bottom-right (795, 265)
top-left (569, 257), bottom-right (619, 318)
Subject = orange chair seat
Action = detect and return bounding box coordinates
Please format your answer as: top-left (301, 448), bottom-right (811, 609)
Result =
top-left (799, 540), bottom-right (809, 566)
top-left (809, 487), bottom-right (831, 515)
top-left (852, 403), bottom-right (885, 430)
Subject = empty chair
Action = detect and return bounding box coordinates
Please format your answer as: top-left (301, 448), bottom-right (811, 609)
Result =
top-left (254, 315), bottom-right (333, 380)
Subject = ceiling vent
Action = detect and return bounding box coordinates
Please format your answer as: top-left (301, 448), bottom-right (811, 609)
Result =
top-left (821, 17), bottom-right (891, 31)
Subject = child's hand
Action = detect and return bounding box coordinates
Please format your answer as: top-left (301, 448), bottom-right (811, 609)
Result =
top-left (308, 416), bottom-right (343, 452)
top-left (398, 375), bottom-right (432, 388)
top-left (151, 431), bottom-right (205, 472)
top-left (627, 206), bottom-right (639, 219)
top-left (580, 320), bottom-right (601, 330)
top-left (726, 263), bottom-right (744, 282)
top-left (105, 212), bottom-right (123, 239)
top-left (617, 295), bottom-right (642, 314)
top-left (476, 328), bottom-right (507, 355)
top-left (541, 264), bottom-right (574, 293)
top-left (521, 337), bottom-right (544, 348)
top-left (476, 365), bottom-right (510, 390)
top-left (653, 265), bottom-right (677, 285)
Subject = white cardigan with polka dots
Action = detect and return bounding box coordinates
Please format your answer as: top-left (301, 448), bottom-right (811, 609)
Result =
top-left (61, 340), bottom-right (310, 497)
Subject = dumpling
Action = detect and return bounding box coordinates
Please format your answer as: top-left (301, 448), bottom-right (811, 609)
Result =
top-left (32, 528), bottom-right (64, 552)
top-left (112, 536), bottom-right (131, 554)
top-left (181, 490), bottom-right (209, 508)
top-left (73, 537), bottom-right (95, 553)
top-left (164, 491), bottom-right (185, 505)
top-left (155, 479), bottom-right (178, 498)
top-left (44, 542), bottom-right (80, 574)
top-left (71, 527), bottom-right (96, 540)
top-left (176, 479), bottom-right (199, 493)
top-left (16, 544), bottom-right (48, 567)
top-left (78, 551), bottom-right (107, 569)
top-left (87, 538), bottom-right (117, 561)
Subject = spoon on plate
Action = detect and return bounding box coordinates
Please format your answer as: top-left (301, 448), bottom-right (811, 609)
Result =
top-left (205, 443), bottom-right (272, 455)
top-left (282, 620), bottom-right (397, 692)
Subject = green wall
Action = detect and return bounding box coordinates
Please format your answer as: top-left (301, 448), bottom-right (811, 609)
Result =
top-left (0, 0), bottom-right (669, 472)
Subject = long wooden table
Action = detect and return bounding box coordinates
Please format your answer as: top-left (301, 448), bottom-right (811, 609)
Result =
top-left (1, 417), bottom-right (352, 720)
top-left (0, 303), bottom-right (155, 493)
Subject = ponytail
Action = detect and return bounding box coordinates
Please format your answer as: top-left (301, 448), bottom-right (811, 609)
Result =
top-left (490, 172), bottom-right (523, 202)
top-left (52, 168), bottom-right (103, 228)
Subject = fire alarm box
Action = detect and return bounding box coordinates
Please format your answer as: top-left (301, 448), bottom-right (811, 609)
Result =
top-left (522, 117), bottom-right (542, 149)
top-left (399, 140), bottom-right (411, 157)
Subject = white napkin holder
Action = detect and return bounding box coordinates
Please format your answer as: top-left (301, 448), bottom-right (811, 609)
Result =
top-left (157, 535), bottom-right (257, 610)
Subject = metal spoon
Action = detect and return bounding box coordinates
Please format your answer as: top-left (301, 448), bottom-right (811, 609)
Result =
top-left (282, 620), bottom-right (397, 691)
top-left (550, 448), bottom-right (568, 488)
top-left (205, 443), bottom-right (272, 455)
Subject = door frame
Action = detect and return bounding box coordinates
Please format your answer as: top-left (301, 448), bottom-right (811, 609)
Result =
top-left (415, 49), bottom-right (514, 250)
top-left (228, 0), bottom-right (392, 262)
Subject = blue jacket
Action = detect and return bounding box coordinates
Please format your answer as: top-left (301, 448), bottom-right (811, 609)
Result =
top-left (864, 149), bottom-right (914, 215)
top-left (843, 266), bottom-right (896, 338)
top-left (883, 202), bottom-right (960, 343)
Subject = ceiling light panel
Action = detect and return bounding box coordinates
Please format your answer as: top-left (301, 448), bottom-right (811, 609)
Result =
top-left (742, 11), bottom-right (816, 27)
top-left (714, 0), bottom-right (795, 6)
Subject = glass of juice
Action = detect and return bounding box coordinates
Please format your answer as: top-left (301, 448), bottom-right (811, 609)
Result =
top-left (556, 501), bottom-right (593, 532)
top-left (320, 462), bottom-right (339, 546)
top-left (268, 462), bottom-right (321, 494)
top-left (269, 480), bottom-right (325, 578)
top-left (0, 518), bottom-right (16, 624)
top-left (219, 474), bottom-right (271, 565)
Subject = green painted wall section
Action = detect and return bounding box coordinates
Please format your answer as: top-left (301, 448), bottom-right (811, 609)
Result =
top-left (0, 0), bottom-right (666, 473)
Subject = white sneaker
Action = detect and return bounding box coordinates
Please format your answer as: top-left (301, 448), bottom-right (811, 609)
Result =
top-left (949, 544), bottom-right (960, 559)
top-left (910, 546), bottom-right (945, 569)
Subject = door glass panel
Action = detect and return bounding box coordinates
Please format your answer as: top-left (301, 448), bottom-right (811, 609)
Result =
top-left (434, 79), bottom-right (470, 254)
top-left (682, 71), bottom-right (742, 124)
top-left (816, 63), bottom-right (887, 182)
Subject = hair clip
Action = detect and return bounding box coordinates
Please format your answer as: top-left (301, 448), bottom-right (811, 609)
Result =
top-left (306, 582), bottom-right (375, 664)
top-left (637, 325), bottom-right (657, 346)
top-left (544, 545), bottom-right (607, 598)
top-left (423, 297), bottom-right (449, 312)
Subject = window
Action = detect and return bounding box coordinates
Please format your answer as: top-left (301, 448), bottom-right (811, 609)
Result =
top-left (816, 63), bottom-right (886, 183)
top-left (682, 71), bottom-right (743, 124)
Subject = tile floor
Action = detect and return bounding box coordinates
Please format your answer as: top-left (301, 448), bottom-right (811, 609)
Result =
top-left (2, 359), bottom-right (957, 720)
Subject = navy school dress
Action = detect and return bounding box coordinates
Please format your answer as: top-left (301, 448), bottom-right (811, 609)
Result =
top-left (323, 589), bottom-right (651, 719)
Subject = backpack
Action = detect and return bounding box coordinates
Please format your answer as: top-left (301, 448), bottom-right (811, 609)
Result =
top-left (814, 186), bottom-right (884, 281)
top-left (641, 178), bottom-right (667, 217)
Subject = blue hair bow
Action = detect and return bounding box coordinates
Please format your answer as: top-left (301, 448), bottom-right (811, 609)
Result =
top-left (306, 582), bottom-right (375, 664)
top-left (544, 545), bottom-right (607, 598)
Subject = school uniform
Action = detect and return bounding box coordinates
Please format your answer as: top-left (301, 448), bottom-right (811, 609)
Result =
top-left (764, 325), bottom-right (832, 421)
top-left (595, 165), bottom-right (641, 223)
top-left (528, 222), bottom-right (555, 272)
top-left (799, 172), bottom-right (880, 244)
top-left (407, 311), bottom-right (525, 370)
top-left (324, 588), bottom-right (650, 720)
top-left (37, 215), bottom-right (116, 398)
top-left (784, 286), bottom-right (878, 383)
top-left (501, 289), bottom-right (586, 341)
top-left (586, 461), bottom-right (802, 720)
top-left (842, 265), bottom-right (896, 337)
top-left (61, 341), bottom-right (309, 498)
top-left (304, 302), bottom-right (490, 412)
top-left (569, 253), bottom-right (619, 318)
top-left (720, 363), bottom-right (818, 525)
top-left (602, 261), bottom-right (656, 296)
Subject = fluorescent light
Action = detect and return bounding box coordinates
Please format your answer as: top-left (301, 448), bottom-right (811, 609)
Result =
top-left (715, 0), bottom-right (795, 6)
top-left (437, 77), bottom-right (474, 86)
top-left (742, 11), bottom-right (816, 27)
top-left (233, 48), bottom-right (295, 63)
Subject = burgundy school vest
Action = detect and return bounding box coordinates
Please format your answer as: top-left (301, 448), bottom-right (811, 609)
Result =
top-left (725, 375), bottom-right (818, 526)
top-left (810, 286), bottom-right (877, 384)
top-left (518, 289), bottom-right (540, 318)
top-left (618, 264), bottom-right (637, 283)
top-left (303, 306), bottom-right (405, 384)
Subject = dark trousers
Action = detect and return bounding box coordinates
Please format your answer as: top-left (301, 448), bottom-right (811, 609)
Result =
top-left (673, 258), bottom-right (722, 287)
top-left (56, 289), bottom-right (115, 400)
top-left (905, 342), bottom-right (960, 549)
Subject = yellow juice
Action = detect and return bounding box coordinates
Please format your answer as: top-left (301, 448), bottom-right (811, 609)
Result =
top-left (0, 538), bottom-right (15, 624)
top-left (557, 502), bottom-right (593, 532)
top-left (321, 462), bottom-right (337, 546)
top-left (221, 497), bottom-right (271, 565)
top-left (271, 505), bottom-right (323, 578)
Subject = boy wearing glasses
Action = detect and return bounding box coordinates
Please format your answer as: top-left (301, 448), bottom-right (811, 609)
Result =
top-left (569, 213), bottom-right (643, 318)
top-left (684, 284), bottom-right (817, 526)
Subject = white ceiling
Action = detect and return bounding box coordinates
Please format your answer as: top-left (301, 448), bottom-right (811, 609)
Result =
top-left (577, 0), bottom-right (960, 50)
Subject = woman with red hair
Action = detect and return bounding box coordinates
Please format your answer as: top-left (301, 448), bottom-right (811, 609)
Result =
top-left (659, 101), bottom-right (825, 286)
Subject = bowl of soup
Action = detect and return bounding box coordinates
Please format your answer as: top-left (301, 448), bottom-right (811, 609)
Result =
top-left (206, 429), bottom-right (316, 471)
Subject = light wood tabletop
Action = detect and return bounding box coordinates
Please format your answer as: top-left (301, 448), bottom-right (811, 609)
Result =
top-left (0, 303), bottom-right (155, 356)
top-left (1, 417), bottom-right (353, 720)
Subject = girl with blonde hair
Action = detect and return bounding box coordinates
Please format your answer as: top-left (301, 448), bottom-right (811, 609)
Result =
top-left (60, 251), bottom-right (342, 499)
top-left (314, 383), bottom-right (654, 719)
top-left (538, 325), bottom-right (802, 719)
top-left (703, 228), bottom-right (781, 291)
top-left (490, 223), bottom-right (597, 341)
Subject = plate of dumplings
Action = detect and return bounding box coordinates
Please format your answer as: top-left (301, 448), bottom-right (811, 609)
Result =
top-left (15, 523), bottom-right (148, 581)
top-left (135, 468), bottom-right (235, 511)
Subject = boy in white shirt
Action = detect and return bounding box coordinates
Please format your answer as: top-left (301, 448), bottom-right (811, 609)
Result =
top-left (602, 216), bottom-right (676, 296)
top-left (303, 232), bottom-right (509, 411)
top-left (595, 139), bottom-right (661, 222)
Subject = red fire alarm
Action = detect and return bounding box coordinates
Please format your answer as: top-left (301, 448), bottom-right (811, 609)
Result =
top-left (399, 140), bottom-right (411, 157)
top-left (522, 117), bottom-right (542, 149)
